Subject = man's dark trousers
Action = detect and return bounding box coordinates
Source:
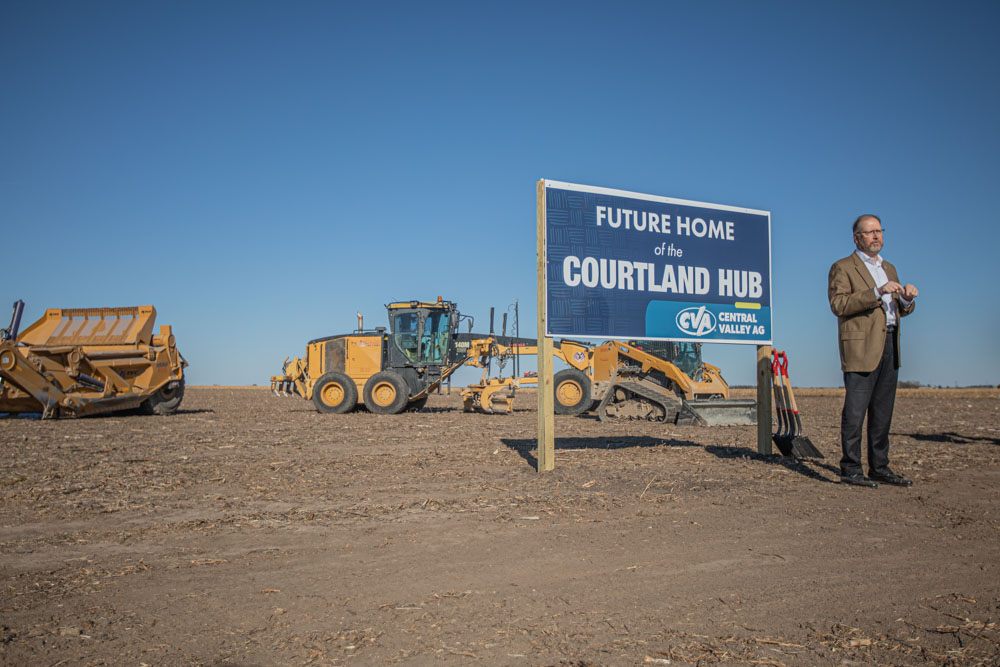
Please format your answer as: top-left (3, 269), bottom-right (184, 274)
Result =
top-left (840, 328), bottom-right (898, 477)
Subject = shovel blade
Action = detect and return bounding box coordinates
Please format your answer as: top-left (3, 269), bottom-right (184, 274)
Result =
top-left (773, 434), bottom-right (824, 459)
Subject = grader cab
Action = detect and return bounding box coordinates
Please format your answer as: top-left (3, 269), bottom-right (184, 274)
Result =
top-left (0, 301), bottom-right (187, 418)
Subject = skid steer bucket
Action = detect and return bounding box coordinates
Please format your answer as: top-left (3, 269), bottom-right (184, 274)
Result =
top-left (771, 350), bottom-right (823, 458)
top-left (682, 398), bottom-right (757, 426)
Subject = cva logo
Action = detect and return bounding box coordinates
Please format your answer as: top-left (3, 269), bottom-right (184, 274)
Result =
top-left (676, 306), bottom-right (717, 336)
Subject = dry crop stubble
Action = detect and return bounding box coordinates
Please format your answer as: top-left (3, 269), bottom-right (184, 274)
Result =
top-left (1, 387), bottom-right (998, 664)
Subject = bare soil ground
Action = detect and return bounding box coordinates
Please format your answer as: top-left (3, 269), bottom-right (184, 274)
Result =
top-left (2, 387), bottom-right (999, 666)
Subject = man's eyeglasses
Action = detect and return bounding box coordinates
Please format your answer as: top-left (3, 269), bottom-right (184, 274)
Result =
top-left (856, 228), bottom-right (885, 237)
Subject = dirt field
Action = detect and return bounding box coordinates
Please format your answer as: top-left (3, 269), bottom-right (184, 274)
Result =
top-left (2, 387), bottom-right (998, 666)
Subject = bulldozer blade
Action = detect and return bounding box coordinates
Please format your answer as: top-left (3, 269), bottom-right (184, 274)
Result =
top-left (683, 399), bottom-right (757, 426)
top-left (773, 434), bottom-right (824, 459)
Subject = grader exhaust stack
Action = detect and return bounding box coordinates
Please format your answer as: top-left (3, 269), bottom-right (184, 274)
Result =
top-left (0, 302), bottom-right (187, 418)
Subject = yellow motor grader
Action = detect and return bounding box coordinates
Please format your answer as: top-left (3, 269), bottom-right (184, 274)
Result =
top-left (0, 301), bottom-right (187, 418)
top-left (272, 298), bottom-right (482, 414)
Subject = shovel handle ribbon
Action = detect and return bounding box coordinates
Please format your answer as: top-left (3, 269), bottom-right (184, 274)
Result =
top-left (775, 350), bottom-right (789, 378)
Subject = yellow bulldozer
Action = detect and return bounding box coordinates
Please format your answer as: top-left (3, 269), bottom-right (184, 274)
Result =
top-left (462, 338), bottom-right (756, 426)
top-left (0, 301), bottom-right (187, 418)
top-left (552, 339), bottom-right (755, 425)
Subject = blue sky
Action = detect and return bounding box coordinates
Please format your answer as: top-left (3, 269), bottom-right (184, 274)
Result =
top-left (2, 1), bottom-right (997, 387)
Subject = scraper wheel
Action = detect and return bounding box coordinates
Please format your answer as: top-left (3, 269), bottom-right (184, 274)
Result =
top-left (142, 380), bottom-right (186, 416)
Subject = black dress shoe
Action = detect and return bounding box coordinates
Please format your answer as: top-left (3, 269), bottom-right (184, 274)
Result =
top-left (840, 473), bottom-right (878, 488)
top-left (869, 470), bottom-right (913, 487)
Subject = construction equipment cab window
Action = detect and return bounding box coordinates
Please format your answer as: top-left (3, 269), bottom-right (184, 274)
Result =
top-left (392, 310), bottom-right (450, 364)
top-left (671, 342), bottom-right (703, 381)
top-left (629, 340), bottom-right (704, 382)
top-left (421, 310), bottom-right (449, 364)
top-left (393, 312), bottom-right (419, 362)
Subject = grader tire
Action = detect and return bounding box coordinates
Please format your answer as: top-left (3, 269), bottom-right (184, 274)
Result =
top-left (312, 372), bottom-right (358, 414)
top-left (142, 380), bottom-right (185, 416)
top-left (363, 371), bottom-right (409, 415)
top-left (554, 369), bottom-right (591, 416)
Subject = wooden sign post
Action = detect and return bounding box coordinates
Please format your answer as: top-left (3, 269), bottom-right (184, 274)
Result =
top-left (536, 180), bottom-right (555, 472)
top-left (756, 344), bottom-right (772, 455)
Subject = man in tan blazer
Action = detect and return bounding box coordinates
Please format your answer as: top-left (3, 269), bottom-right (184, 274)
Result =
top-left (828, 214), bottom-right (918, 488)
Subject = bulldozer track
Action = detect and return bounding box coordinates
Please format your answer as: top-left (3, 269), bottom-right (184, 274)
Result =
top-left (596, 381), bottom-right (683, 423)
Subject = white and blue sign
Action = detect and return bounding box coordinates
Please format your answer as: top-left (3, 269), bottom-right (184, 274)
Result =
top-left (544, 180), bottom-right (772, 344)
